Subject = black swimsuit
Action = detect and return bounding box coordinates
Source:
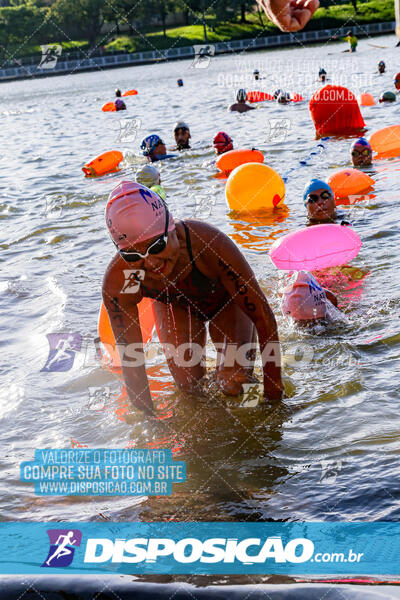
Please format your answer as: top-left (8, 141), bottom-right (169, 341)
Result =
top-left (141, 222), bottom-right (230, 321)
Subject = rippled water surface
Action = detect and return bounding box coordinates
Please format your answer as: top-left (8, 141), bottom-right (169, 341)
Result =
top-left (1, 35), bottom-right (400, 524)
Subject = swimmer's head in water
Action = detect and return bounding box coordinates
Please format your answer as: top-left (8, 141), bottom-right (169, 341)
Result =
top-left (394, 73), bottom-right (400, 91)
top-left (277, 92), bottom-right (290, 105)
top-left (378, 61), bottom-right (386, 73)
top-left (213, 131), bottom-right (233, 154)
top-left (105, 180), bottom-right (174, 251)
top-left (177, 78), bottom-right (184, 87)
top-left (141, 134), bottom-right (167, 157)
top-left (303, 178), bottom-right (335, 223)
top-left (115, 88), bottom-right (122, 97)
top-left (135, 164), bottom-right (161, 188)
top-left (282, 271), bottom-right (327, 322)
top-left (173, 121), bottom-right (191, 149)
top-left (351, 137), bottom-right (372, 167)
top-left (379, 91), bottom-right (396, 103)
top-left (236, 89), bottom-right (247, 102)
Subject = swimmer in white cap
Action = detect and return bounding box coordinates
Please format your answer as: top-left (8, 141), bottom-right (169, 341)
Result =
top-left (228, 89), bottom-right (255, 113)
top-left (135, 165), bottom-right (166, 201)
top-left (173, 121), bottom-right (191, 150)
top-left (282, 271), bottom-right (338, 327)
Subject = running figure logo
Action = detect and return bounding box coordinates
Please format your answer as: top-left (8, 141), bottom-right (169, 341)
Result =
top-left (121, 269), bottom-right (145, 294)
top-left (191, 45), bottom-right (215, 69)
top-left (41, 333), bottom-right (82, 372)
top-left (266, 119), bottom-right (291, 143)
top-left (42, 529), bottom-right (82, 568)
top-left (117, 117), bottom-right (142, 143)
top-left (38, 45), bottom-right (62, 69)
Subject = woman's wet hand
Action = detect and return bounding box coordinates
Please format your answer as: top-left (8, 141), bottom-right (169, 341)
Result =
top-left (256, 0), bottom-right (320, 32)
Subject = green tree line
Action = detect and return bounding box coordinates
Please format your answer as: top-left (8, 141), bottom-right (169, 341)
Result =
top-left (0, 0), bottom-right (385, 63)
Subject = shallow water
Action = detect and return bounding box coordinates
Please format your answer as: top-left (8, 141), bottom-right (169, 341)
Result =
top-left (1, 34), bottom-right (400, 525)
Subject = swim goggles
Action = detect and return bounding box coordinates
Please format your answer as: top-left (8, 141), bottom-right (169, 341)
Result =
top-left (306, 191), bottom-right (332, 204)
top-left (118, 206), bottom-right (170, 263)
top-left (351, 148), bottom-right (371, 157)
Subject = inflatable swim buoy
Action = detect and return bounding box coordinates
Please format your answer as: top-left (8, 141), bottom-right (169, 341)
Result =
top-left (269, 224), bottom-right (362, 271)
top-left (102, 102), bottom-right (117, 112)
top-left (359, 92), bottom-right (375, 106)
top-left (290, 93), bottom-right (304, 102)
top-left (369, 125), bottom-right (400, 157)
top-left (246, 91), bottom-right (273, 103)
top-left (309, 85), bottom-right (365, 136)
top-left (327, 168), bottom-right (375, 199)
top-left (98, 298), bottom-right (155, 371)
top-left (225, 163), bottom-right (285, 212)
top-left (216, 148), bottom-right (264, 174)
top-left (122, 89), bottom-right (138, 97)
top-left (82, 150), bottom-right (123, 177)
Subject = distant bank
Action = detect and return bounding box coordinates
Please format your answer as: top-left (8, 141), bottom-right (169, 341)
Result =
top-left (0, 21), bottom-right (396, 83)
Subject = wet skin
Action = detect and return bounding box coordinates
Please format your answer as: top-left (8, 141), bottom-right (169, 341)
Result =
top-left (174, 128), bottom-right (191, 150)
top-left (103, 220), bottom-right (283, 412)
top-left (351, 143), bottom-right (372, 167)
top-left (306, 187), bottom-right (336, 224)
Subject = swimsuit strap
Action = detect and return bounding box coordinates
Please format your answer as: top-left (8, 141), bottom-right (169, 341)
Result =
top-left (181, 221), bottom-right (196, 266)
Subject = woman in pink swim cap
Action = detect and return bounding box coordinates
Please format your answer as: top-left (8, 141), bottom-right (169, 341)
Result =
top-left (103, 180), bottom-right (283, 412)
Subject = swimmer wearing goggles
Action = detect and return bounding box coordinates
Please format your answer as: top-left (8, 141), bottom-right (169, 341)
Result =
top-left (303, 179), bottom-right (336, 224)
top-left (350, 138), bottom-right (372, 167)
top-left (104, 181), bottom-right (283, 412)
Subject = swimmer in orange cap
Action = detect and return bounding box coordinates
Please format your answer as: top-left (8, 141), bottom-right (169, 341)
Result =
top-left (103, 181), bottom-right (283, 412)
top-left (228, 89), bottom-right (255, 113)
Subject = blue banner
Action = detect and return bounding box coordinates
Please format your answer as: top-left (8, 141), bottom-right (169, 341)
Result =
top-left (0, 522), bottom-right (400, 575)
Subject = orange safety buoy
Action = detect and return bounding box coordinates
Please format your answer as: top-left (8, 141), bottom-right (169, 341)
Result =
top-left (102, 102), bottom-right (117, 112)
top-left (122, 89), bottom-right (138, 96)
top-left (82, 150), bottom-right (123, 177)
top-left (369, 125), bottom-right (400, 158)
top-left (290, 93), bottom-right (304, 102)
top-left (309, 85), bottom-right (365, 136)
top-left (216, 148), bottom-right (264, 174)
top-left (359, 92), bottom-right (375, 106)
top-left (246, 91), bottom-right (273, 103)
top-left (327, 168), bottom-right (375, 200)
top-left (225, 163), bottom-right (285, 212)
top-left (98, 297), bottom-right (155, 371)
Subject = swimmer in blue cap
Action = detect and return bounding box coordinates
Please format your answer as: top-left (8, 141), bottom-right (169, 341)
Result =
top-left (140, 134), bottom-right (176, 163)
top-left (350, 138), bottom-right (372, 167)
top-left (303, 178), bottom-right (336, 224)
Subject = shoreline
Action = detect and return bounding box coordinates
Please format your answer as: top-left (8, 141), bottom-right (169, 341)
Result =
top-left (0, 21), bottom-right (396, 83)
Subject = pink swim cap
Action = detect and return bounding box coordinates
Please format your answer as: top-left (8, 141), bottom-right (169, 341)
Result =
top-left (105, 180), bottom-right (174, 250)
top-left (282, 271), bottom-right (327, 321)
